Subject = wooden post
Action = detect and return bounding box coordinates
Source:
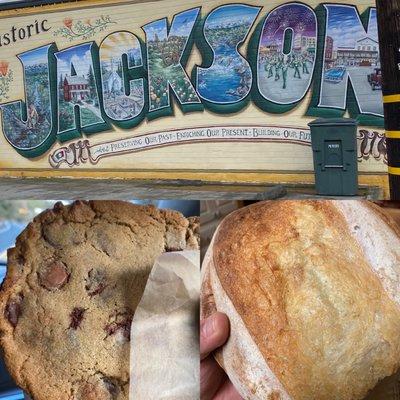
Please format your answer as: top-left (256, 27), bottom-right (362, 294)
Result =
top-left (376, 0), bottom-right (400, 199)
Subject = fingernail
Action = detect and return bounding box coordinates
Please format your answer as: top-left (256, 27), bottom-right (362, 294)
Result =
top-left (202, 314), bottom-right (216, 338)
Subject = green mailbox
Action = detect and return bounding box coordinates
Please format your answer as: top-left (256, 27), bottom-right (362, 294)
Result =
top-left (308, 118), bottom-right (358, 196)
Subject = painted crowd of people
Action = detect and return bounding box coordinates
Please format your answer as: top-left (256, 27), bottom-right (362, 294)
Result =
top-left (261, 52), bottom-right (313, 89)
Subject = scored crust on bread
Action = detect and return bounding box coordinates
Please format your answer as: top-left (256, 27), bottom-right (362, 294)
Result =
top-left (0, 200), bottom-right (199, 400)
top-left (200, 200), bottom-right (400, 400)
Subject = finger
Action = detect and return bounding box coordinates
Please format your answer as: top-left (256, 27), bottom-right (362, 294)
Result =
top-left (200, 312), bottom-right (230, 360)
top-left (200, 356), bottom-right (226, 400)
top-left (213, 379), bottom-right (243, 400)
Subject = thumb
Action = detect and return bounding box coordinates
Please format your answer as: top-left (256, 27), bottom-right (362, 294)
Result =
top-left (200, 312), bottom-right (230, 360)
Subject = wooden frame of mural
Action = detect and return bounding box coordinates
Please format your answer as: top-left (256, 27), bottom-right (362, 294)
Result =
top-left (0, 0), bottom-right (389, 196)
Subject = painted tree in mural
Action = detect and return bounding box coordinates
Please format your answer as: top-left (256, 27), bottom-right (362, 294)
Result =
top-left (87, 66), bottom-right (96, 103)
top-left (128, 52), bottom-right (136, 67)
top-left (55, 42), bottom-right (106, 139)
top-left (0, 44), bottom-right (54, 151)
top-left (143, 7), bottom-right (202, 115)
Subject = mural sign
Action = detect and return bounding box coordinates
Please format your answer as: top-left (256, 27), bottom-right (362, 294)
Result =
top-left (0, 0), bottom-right (388, 191)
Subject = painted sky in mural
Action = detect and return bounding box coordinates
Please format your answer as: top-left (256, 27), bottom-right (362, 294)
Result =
top-left (257, 3), bottom-right (317, 104)
top-left (100, 31), bottom-right (145, 122)
top-left (319, 6), bottom-right (381, 116)
top-left (2, 45), bottom-right (52, 150)
top-left (0, 1), bottom-right (383, 159)
top-left (55, 43), bottom-right (105, 138)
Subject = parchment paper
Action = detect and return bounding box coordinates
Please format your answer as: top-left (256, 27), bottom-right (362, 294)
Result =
top-left (129, 250), bottom-right (200, 400)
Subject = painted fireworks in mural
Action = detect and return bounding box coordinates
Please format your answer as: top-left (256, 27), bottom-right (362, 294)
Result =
top-left (100, 31), bottom-right (144, 121)
top-left (257, 3), bottom-right (317, 104)
top-left (319, 5), bottom-right (382, 116)
top-left (197, 4), bottom-right (260, 104)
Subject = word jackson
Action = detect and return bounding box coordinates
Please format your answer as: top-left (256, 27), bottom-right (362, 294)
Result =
top-left (0, 2), bottom-right (382, 158)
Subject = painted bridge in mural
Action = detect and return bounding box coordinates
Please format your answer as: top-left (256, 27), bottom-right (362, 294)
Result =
top-left (0, 2), bottom-right (382, 158)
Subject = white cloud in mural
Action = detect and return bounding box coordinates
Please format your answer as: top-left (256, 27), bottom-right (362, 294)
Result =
top-left (327, 8), bottom-right (378, 50)
top-left (57, 49), bottom-right (93, 79)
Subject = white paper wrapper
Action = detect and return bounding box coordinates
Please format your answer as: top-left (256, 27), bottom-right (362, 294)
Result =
top-left (129, 250), bottom-right (200, 400)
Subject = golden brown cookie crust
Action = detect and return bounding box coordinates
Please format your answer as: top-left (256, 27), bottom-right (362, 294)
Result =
top-left (0, 200), bottom-right (199, 400)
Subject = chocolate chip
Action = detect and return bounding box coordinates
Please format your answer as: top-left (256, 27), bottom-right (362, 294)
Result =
top-left (104, 309), bottom-right (133, 341)
top-left (17, 254), bottom-right (25, 266)
top-left (77, 375), bottom-right (119, 400)
top-left (69, 307), bottom-right (86, 330)
top-left (40, 261), bottom-right (69, 291)
top-left (85, 269), bottom-right (107, 297)
top-left (165, 246), bottom-right (181, 252)
top-left (101, 376), bottom-right (119, 396)
top-left (77, 382), bottom-right (100, 400)
top-left (53, 202), bottom-right (64, 212)
top-left (5, 294), bottom-right (23, 328)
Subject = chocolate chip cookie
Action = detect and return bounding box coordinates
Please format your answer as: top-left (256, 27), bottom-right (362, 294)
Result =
top-left (0, 201), bottom-right (199, 400)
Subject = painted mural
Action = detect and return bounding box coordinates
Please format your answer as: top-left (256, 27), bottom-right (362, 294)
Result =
top-left (100, 31), bottom-right (145, 122)
top-left (2, 45), bottom-right (54, 150)
top-left (144, 8), bottom-right (201, 115)
top-left (319, 6), bottom-right (381, 116)
top-left (0, 0), bottom-right (386, 175)
top-left (196, 4), bottom-right (260, 104)
top-left (257, 3), bottom-right (317, 104)
top-left (56, 43), bottom-right (105, 137)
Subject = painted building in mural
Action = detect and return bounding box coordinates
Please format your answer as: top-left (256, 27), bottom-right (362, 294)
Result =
top-left (63, 75), bottom-right (90, 101)
top-left (0, 0), bottom-right (389, 195)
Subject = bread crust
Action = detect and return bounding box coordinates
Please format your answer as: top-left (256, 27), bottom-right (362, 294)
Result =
top-left (0, 200), bottom-right (199, 400)
top-left (202, 200), bottom-right (400, 400)
top-left (335, 201), bottom-right (400, 307)
top-left (201, 232), bottom-right (291, 400)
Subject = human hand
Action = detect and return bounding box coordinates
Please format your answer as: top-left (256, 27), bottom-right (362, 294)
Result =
top-left (200, 312), bottom-right (243, 400)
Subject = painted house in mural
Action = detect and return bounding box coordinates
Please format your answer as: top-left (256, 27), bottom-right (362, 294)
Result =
top-left (337, 37), bottom-right (379, 67)
top-left (293, 35), bottom-right (317, 54)
top-left (63, 75), bottom-right (90, 102)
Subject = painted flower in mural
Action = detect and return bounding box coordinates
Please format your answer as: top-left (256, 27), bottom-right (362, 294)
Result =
top-left (0, 61), bottom-right (9, 77)
top-left (0, 61), bottom-right (13, 102)
top-left (63, 18), bottom-right (73, 29)
top-left (54, 15), bottom-right (116, 41)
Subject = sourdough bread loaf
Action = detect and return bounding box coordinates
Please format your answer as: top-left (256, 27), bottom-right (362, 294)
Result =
top-left (0, 200), bottom-right (199, 400)
top-left (200, 200), bottom-right (400, 400)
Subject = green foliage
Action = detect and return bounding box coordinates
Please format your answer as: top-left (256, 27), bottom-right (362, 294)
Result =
top-left (0, 70), bottom-right (13, 102)
top-left (87, 66), bottom-right (96, 98)
top-left (53, 15), bottom-right (116, 41)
